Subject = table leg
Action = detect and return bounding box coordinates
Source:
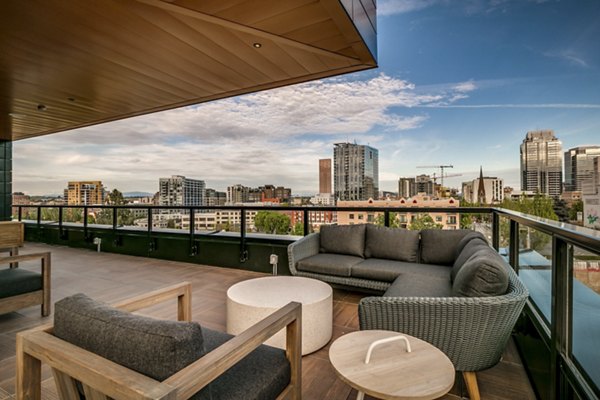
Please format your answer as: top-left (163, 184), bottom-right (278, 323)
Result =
top-left (356, 391), bottom-right (364, 400)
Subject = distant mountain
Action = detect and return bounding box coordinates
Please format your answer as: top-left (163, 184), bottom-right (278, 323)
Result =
top-left (123, 191), bottom-right (154, 198)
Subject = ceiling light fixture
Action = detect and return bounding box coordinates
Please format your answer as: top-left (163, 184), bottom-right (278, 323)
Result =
top-left (68, 97), bottom-right (76, 102)
top-left (37, 104), bottom-right (47, 111)
top-left (253, 42), bottom-right (262, 48)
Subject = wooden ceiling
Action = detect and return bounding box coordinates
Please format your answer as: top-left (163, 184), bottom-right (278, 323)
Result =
top-left (0, 0), bottom-right (377, 141)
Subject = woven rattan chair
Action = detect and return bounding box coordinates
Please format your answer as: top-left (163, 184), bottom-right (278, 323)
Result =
top-left (358, 266), bottom-right (528, 400)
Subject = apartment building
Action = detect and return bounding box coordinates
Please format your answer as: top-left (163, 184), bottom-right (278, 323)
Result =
top-left (64, 181), bottom-right (106, 205)
top-left (334, 142), bottom-right (379, 201)
top-left (159, 175), bottom-right (205, 207)
top-left (520, 130), bottom-right (563, 196)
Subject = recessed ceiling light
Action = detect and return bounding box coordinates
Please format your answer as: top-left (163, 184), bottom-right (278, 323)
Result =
top-left (37, 104), bottom-right (47, 111)
top-left (68, 97), bottom-right (76, 102)
top-left (253, 42), bottom-right (262, 48)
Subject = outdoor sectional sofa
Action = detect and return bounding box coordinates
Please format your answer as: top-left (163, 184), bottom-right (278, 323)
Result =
top-left (287, 224), bottom-right (529, 399)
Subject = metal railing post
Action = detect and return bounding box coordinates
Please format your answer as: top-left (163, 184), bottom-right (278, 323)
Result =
top-left (112, 206), bottom-right (118, 230)
top-left (240, 208), bottom-right (248, 262)
top-left (58, 206), bottom-right (65, 239)
top-left (189, 208), bottom-right (197, 256)
top-left (147, 207), bottom-right (154, 253)
top-left (303, 209), bottom-right (309, 236)
top-left (492, 211), bottom-right (500, 251)
top-left (509, 219), bottom-right (519, 271)
top-left (384, 210), bottom-right (390, 227)
top-left (18, 206), bottom-right (22, 221)
top-left (83, 206), bottom-right (89, 241)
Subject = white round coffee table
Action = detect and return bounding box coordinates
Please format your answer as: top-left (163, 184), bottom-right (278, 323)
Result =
top-left (227, 276), bottom-right (333, 355)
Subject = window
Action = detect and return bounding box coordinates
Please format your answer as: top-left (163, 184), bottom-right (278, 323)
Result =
top-left (349, 214), bottom-right (354, 219)
top-left (358, 214), bottom-right (364, 220)
top-left (435, 216), bottom-right (442, 222)
top-left (448, 216), bottom-right (457, 224)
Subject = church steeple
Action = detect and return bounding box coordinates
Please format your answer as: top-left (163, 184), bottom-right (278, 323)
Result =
top-left (477, 166), bottom-right (486, 204)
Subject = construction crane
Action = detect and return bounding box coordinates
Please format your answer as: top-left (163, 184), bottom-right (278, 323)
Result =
top-left (417, 165), bottom-right (454, 187)
top-left (431, 172), bottom-right (463, 185)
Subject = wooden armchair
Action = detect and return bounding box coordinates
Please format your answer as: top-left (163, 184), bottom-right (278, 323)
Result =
top-left (16, 282), bottom-right (302, 400)
top-left (0, 252), bottom-right (51, 317)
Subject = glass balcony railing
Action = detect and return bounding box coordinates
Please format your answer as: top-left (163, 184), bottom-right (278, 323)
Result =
top-left (13, 204), bottom-right (600, 399)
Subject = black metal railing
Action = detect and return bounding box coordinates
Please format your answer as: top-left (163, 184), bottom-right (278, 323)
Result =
top-left (13, 204), bottom-right (600, 399)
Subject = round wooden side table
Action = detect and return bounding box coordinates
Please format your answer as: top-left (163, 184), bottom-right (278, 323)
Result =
top-left (329, 330), bottom-right (455, 400)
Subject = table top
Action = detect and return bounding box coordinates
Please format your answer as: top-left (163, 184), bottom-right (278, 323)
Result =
top-left (227, 276), bottom-right (332, 308)
top-left (329, 330), bottom-right (455, 400)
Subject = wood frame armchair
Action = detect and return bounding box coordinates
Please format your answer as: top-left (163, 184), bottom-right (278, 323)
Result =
top-left (16, 282), bottom-right (302, 400)
top-left (0, 252), bottom-right (51, 317)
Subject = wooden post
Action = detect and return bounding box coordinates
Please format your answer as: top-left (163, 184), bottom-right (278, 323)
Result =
top-left (286, 307), bottom-right (302, 400)
top-left (16, 334), bottom-right (41, 400)
top-left (463, 371), bottom-right (480, 400)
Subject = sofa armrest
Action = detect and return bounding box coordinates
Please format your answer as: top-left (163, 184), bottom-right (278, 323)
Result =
top-left (358, 272), bottom-right (528, 371)
top-left (287, 233), bottom-right (320, 275)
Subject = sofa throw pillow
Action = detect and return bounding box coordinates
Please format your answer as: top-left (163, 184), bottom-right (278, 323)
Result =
top-left (452, 252), bottom-right (509, 297)
top-left (420, 229), bottom-right (472, 266)
top-left (451, 239), bottom-right (490, 282)
top-left (454, 231), bottom-right (487, 259)
top-left (364, 224), bottom-right (420, 262)
top-left (320, 224), bottom-right (366, 258)
top-left (53, 293), bottom-right (205, 382)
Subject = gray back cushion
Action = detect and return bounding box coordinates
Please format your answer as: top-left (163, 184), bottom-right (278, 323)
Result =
top-left (452, 252), bottom-right (510, 297)
top-left (454, 231), bottom-right (487, 259)
top-left (451, 238), bottom-right (490, 282)
top-left (320, 224), bottom-right (366, 257)
top-left (54, 293), bottom-right (205, 382)
top-left (420, 229), bottom-right (472, 265)
top-left (364, 225), bottom-right (419, 262)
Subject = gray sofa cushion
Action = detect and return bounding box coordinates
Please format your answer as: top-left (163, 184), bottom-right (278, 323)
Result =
top-left (420, 229), bottom-right (472, 266)
top-left (452, 239), bottom-right (490, 282)
top-left (203, 328), bottom-right (290, 400)
top-left (53, 294), bottom-right (205, 382)
top-left (297, 253), bottom-right (363, 277)
top-left (384, 275), bottom-right (453, 297)
top-left (352, 259), bottom-right (450, 283)
top-left (452, 252), bottom-right (510, 297)
top-left (319, 224), bottom-right (366, 257)
top-left (0, 268), bottom-right (42, 299)
top-left (364, 225), bottom-right (419, 262)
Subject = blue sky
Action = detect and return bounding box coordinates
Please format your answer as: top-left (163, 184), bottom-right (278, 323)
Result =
top-left (14, 0), bottom-right (600, 195)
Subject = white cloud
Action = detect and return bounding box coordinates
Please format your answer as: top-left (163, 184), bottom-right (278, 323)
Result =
top-left (543, 50), bottom-right (589, 68)
top-left (13, 73), bottom-right (476, 195)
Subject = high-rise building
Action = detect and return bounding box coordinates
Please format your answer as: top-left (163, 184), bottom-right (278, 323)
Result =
top-left (319, 159), bottom-right (332, 194)
top-left (398, 177), bottom-right (416, 198)
top-left (227, 184), bottom-right (249, 204)
top-left (64, 181), bottom-right (106, 205)
top-left (520, 130), bottom-right (563, 197)
top-left (205, 188), bottom-right (226, 206)
top-left (159, 175), bottom-right (205, 206)
top-left (564, 146), bottom-right (600, 192)
top-left (333, 142), bottom-right (379, 201)
top-left (415, 174), bottom-right (435, 197)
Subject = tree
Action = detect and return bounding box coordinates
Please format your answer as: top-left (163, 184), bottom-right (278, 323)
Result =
top-left (254, 211), bottom-right (291, 234)
top-left (569, 200), bottom-right (583, 221)
top-left (552, 198), bottom-right (569, 222)
top-left (374, 212), bottom-right (399, 228)
top-left (103, 188), bottom-right (135, 226)
top-left (408, 214), bottom-right (443, 230)
top-left (292, 222), bottom-right (304, 236)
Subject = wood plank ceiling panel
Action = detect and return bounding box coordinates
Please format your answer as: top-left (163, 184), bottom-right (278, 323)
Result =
top-left (0, 0), bottom-right (376, 141)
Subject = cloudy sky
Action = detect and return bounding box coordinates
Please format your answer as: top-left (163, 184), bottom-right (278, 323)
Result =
top-left (14, 0), bottom-right (600, 195)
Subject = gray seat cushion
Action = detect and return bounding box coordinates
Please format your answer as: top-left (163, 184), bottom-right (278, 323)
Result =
top-left (452, 251), bottom-right (510, 297)
top-left (352, 259), bottom-right (450, 282)
top-left (0, 268), bottom-right (42, 299)
top-left (384, 275), bottom-right (453, 297)
top-left (452, 239), bottom-right (491, 282)
top-left (319, 224), bottom-right (366, 257)
top-left (54, 294), bottom-right (205, 383)
top-left (420, 229), bottom-right (472, 266)
top-left (297, 253), bottom-right (363, 277)
top-left (202, 328), bottom-right (291, 400)
top-left (364, 225), bottom-right (419, 262)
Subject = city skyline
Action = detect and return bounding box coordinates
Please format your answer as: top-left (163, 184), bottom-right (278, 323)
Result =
top-left (12, 0), bottom-right (600, 195)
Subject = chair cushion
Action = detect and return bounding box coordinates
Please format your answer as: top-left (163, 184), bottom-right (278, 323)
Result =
top-left (451, 239), bottom-right (490, 282)
top-left (452, 252), bottom-right (510, 297)
top-left (384, 275), bottom-right (453, 298)
top-left (202, 328), bottom-right (290, 400)
top-left (0, 268), bottom-right (42, 299)
top-left (364, 225), bottom-right (419, 262)
top-left (297, 253), bottom-right (363, 277)
top-left (53, 294), bottom-right (205, 382)
top-left (319, 224), bottom-right (366, 257)
top-left (351, 259), bottom-right (450, 282)
top-left (420, 229), bottom-right (472, 266)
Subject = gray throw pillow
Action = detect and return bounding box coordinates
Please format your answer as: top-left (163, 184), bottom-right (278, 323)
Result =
top-left (420, 229), bottom-right (472, 265)
top-left (451, 239), bottom-right (490, 282)
top-left (320, 224), bottom-right (366, 257)
top-left (454, 231), bottom-right (487, 259)
top-left (53, 293), bottom-right (205, 382)
top-left (452, 252), bottom-right (510, 297)
top-left (364, 224), bottom-right (419, 262)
